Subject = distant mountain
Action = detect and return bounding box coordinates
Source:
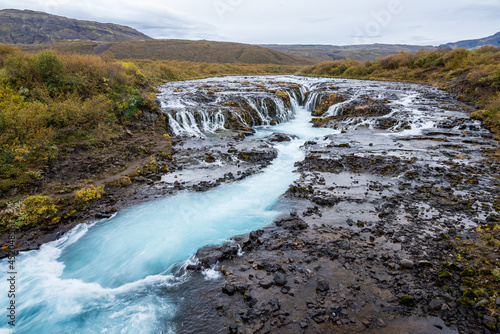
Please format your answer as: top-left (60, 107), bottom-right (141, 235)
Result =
top-left (0, 9), bottom-right (150, 44)
top-left (261, 44), bottom-right (436, 62)
top-left (19, 39), bottom-right (316, 65)
top-left (440, 31), bottom-right (500, 49)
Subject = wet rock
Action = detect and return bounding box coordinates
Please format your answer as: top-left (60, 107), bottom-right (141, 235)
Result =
top-left (95, 211), bottom-right (112, 219)
top-left (429, 299), bottom-right (444, 310)
top-left (244, 293), bottom-right (258, 307)
top-left (305, 269), bottom-right (315, 279)
top-left (205, 153), bottom-right (216, 163)
top-left (222, 284), bottom-right (236, 296)
top-left (316, 279), bottom-right (330, 293)
top-left (418, 260), bottom-right (433, 267)
top-left (228, 324), bottom-right (239, 334)
top-left (261, 298), bottom-right (280, 313)
top-left (400, 259), bottom-right (414, 269)
top-left (484, 315), bottom-right (497, 329)
top-left (273, 272), bottom-right (287, 286)
top-left (275, 218), bottom-right (308, 230)
top-left (267, 133), bottom-right (296, 142)
top-left (259, 278), bottom-right (274, 289)
top-left (311, 196), bottom-right (339, 206)
top-left (474, 299), bottom-right (489, 308)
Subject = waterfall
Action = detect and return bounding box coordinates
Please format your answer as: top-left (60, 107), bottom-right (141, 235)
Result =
top-left (304, 91), bottom-right (327, 112)
top-left (159, 77), bottom-right (305, 136)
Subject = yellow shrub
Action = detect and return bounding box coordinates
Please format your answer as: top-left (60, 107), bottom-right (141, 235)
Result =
top-left (75, 185), bottom-right (105, 203)
top-left (0, 195), bottom-right (58, 229)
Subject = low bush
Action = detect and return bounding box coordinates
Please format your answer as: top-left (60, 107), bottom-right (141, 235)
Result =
top-left (0, 195), bottom-right (58, 229)
top-left (298, 47), bottom-right (500, 150)
top-left (75, 185), bottom-right (105, 203)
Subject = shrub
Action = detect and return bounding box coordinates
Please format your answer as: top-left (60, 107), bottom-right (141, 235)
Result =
top-left (0, 195), bottom-right (58, 229)
top-left (117, 176), bottom-right (132, 187)
top-left (35, 52), bottom-right (65, 94)
top-left (75, 185), bottom-right (105, 203)
top-left (476, 45), bottom-right (498, 54)
top-left (445, 48), bottom-right (471, 69)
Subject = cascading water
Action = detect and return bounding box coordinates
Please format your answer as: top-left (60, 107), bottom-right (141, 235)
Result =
top-left (0, 76), bottom-right (479, 333)
top-left (157, 77), bottom-right (303, 137)
top-left (0, 77), bottom-right (338, 334)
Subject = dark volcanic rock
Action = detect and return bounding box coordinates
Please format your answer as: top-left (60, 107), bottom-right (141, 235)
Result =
top-left (267, 133), bottom-right (296, 142)
top-left (275, 218), bottom-right (308, 230)
top-left (336, 97), bottom-right (392, 118)
top-left (316, 279), bottom-right (330, 293)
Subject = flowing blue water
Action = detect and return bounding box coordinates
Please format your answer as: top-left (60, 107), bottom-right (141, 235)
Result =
top-left (0, 102), bottom-right (336, 333)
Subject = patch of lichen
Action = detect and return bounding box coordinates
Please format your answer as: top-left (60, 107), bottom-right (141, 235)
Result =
top-left (311, 116), bottom-right (335, 127)
top-left (443, 222), bottom-right (500, 317)
top-left (312, 93), bottom-right (347, 116)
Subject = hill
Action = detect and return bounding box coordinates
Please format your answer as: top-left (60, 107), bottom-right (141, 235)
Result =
top-left (260, 43), bottom-right (436, 62)
top-left (440, 31), bottom-right (500, 49)
top-left (0, 9), bottom-right (151, 44)
top-left (18, 39), bottom-right (316, 65)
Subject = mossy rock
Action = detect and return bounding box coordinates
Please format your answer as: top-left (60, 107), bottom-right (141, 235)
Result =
top-left (463, 287), bottom-right (478, 299)
top-left (117, 176), bottom-right (132, 187)
top-left (460, 267), bottom-right (477, 277)
top-left (456, 297), bottom-right (474, 308)
top-left (400, 295), bottom-right (415, 305)
top-left (443, 285), bottom-right (453, 293)
top-left (439, 233), bottom-right (449, 240)
top-left (438, 270), bottom-right (453, 280)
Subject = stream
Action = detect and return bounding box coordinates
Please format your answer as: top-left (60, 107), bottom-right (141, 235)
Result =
top-left (1, 76), bottom-right (498, 333)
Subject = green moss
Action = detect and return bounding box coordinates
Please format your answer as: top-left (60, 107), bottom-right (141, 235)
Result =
top-left (463, 287), bottom-right (478, 299)
top-left (460, 267), bottom-right (477, 277)
top-left (400, 295), bottom-right (415, 304)
top-left (492, 268), bottom-right (500, 281)
top-left (438, 270), bottom-right (453, 280)
top-left (456, 297), bottom-right (474, 308)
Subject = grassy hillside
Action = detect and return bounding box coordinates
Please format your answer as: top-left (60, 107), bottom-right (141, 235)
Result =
top-left (262, 44), bottom-right (436, 62)
top-left (0, 9), bottom-right (150, 44)
top-left (19, 39), bottom-right (316, 66)
top-left (441, 31), bottom-right (500, 49)
top-left (298, 46), bottom-right (500, 152)
top-left (0, 46), bottom-right (300, 230)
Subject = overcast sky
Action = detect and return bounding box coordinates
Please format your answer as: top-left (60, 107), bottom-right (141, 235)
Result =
top-left (0, 0), bottom-right (499, 45)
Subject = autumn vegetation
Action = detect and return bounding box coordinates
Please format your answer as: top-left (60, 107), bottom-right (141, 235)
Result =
top-left (2, 45), bottom-right (500, 232)
top-left (299, 46), bottom-right (500, 152)
top-left (19, 39), bottom-right (314, 66)
top-left (0, 45), bottom-right (300, 230)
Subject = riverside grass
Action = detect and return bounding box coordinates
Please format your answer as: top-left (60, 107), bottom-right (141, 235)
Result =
top-left (2, 45), bottom-right (500, 230)
top-left (298, 46), bottom-right (500, 153)
top-left (0, 45), bottom-right (300, 228)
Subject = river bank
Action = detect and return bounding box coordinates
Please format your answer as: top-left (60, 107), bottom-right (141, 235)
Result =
top-left (1, 76), bottom-right (499, 333)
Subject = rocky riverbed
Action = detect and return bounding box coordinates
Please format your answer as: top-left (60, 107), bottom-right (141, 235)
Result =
top-left (163, 77), bottom-right (500, 333)
top-left (2, 76), bottom-right (499, 333)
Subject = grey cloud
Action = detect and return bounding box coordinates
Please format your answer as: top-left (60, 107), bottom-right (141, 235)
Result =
top-left (0, 0), bottom-right (498, 45)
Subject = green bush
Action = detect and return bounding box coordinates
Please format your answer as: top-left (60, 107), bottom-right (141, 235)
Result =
top-left (0, 195), bottom-right (58, 229)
